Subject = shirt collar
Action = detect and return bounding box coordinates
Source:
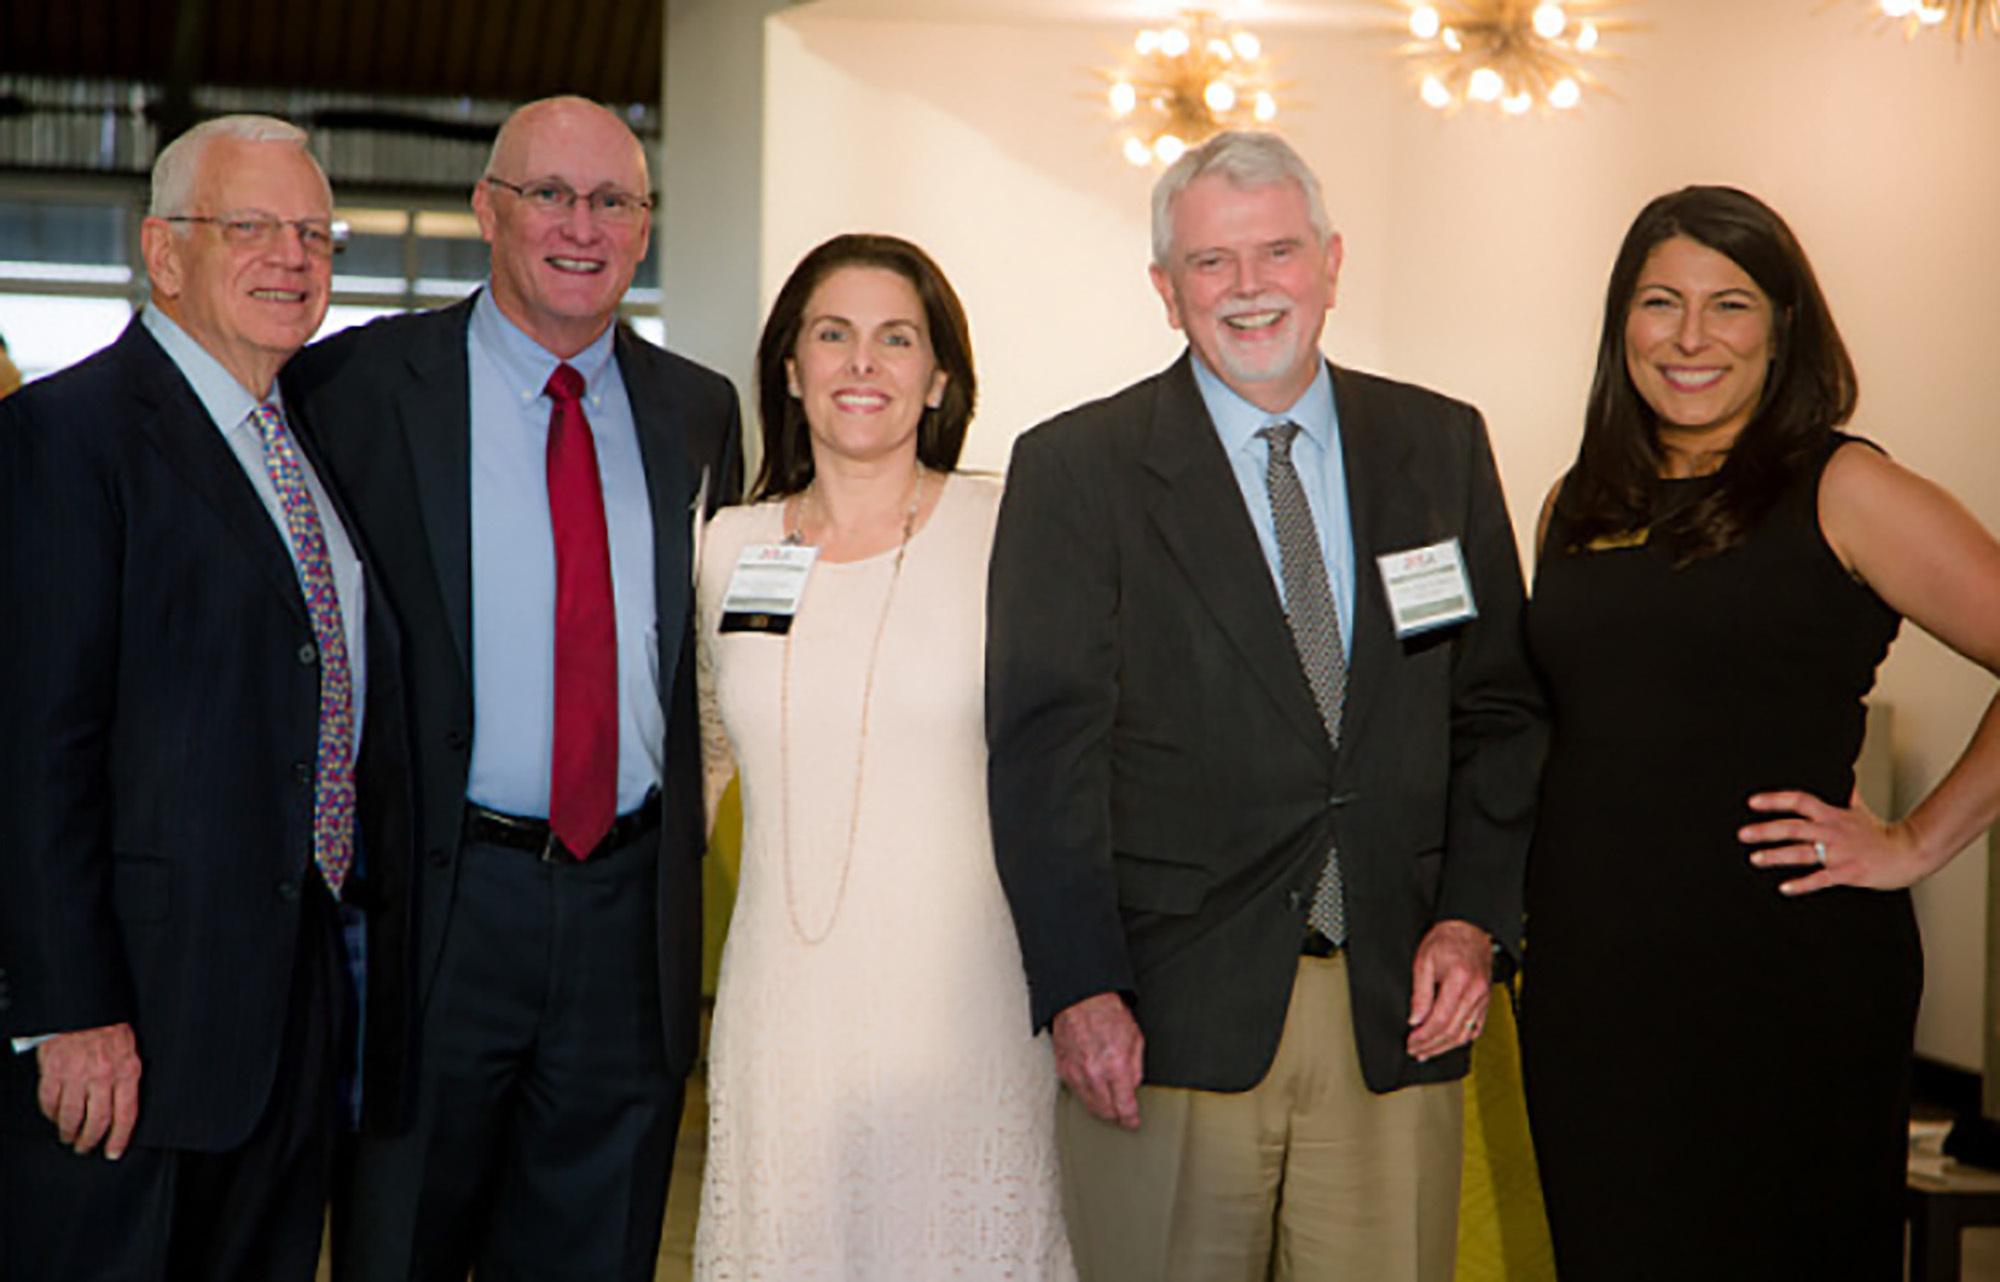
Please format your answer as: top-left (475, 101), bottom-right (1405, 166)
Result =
top-left (140, 304), bottom-right (275, 433)
top-left (470, 286), bottom-right (619, 409)
top-left (1189, 348), bottom-right (1337, 461)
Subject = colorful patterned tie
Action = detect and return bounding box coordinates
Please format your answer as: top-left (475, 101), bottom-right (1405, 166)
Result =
top-left (1260, 421), bottom-right (1347, 945)
top-left (545, 363), bottom-right (618, 858)
top-left (253, 403), bottom-right (356, 896)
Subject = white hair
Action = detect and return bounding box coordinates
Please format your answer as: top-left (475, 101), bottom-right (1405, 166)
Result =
top-left (149, 115), bottom-right (324, 221)
top-left (1150, 130), bottom-right (1335, 268)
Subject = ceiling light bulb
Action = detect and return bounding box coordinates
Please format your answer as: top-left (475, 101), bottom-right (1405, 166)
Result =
top-left (1880, 0), bottom-right (1918, 14)
top-left (1109, 82), bottom-right (1138, 115)
top-left (1154, 134), bottom-right (1188, 164)
top-left (1918, 4), bottom-right (1947, 22)
top-left (1209, 39), bottom-right (1234, 61)
top-left (1124, 137), bottom-right (1154, 167)
top-left (1442, 27), bottom-right (1463, 51)
top-left (1574, 21), bottom-right (1599, 50)
top-left (1410, 5), bottom-right (1442, 39)
top-left (1420, 75), bottom-right (1453, 108)
top-left (1160, 27), bottom-right (1191, 58)
top-left (1254, 91), bottom-right (1278, 121)
top-left (1532, 4), bottom-right (1567, 39)
top-left (1468, 67), bottom-right (1505, 100)
top-left (1136, 28), bottom-right (1161, 55)
top-left (1205, 80), bottom-right (1238, 112)
top-left (1548, 77), bottom-right (1582, 109)
top-left (1501, 92), bottom-right (1533, 114)
top-left (1233, 31), bottom-right (1262, 59)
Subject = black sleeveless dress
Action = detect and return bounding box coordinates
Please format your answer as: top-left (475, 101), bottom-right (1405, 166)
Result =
top-left (1520, 438), bottom-right (1918, 1282)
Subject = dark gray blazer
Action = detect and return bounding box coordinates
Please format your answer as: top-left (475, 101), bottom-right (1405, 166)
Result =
top-left (987, 353), bottom-right (1545, 1094)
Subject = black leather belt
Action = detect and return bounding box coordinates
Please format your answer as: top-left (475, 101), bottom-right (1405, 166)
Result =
top-left (463, 792), bottom-right (661, 863)
top-left (1301, 929), bottom-right (1343, 958)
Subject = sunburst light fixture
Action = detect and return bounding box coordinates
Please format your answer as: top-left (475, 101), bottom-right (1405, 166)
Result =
top-left (1395, 1), bottom-right (1629, 117)
top-left (1863, 0), bottom-right (2000, 42)
top-left (1103, 9), bottom-right (1283, 168)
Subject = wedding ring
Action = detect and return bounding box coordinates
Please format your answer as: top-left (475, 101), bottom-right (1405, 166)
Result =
top-left (1813, 840), bottom-right (1828, 865)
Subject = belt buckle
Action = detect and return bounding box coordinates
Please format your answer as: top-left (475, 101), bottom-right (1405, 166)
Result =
top-left (538, 829), bottom-right (568, 863)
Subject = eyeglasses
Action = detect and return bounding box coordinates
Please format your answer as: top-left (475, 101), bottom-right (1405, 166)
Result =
top-left (161, 213), bottom-right (348, 258)
top-left (483, 176), bottom-right (654, 224)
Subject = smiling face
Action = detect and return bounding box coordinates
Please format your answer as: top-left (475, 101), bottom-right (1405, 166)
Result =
top-left (785, 265), bottom-right (946, 474)
top-left (1150, 172), bottom-right (1342, 414)
top-left (474, 98), bottom-right (651, 358)
top-left (141, 136), bottom-right (332, 399)
top-left (1624, 235), bottom-right (1776, 459)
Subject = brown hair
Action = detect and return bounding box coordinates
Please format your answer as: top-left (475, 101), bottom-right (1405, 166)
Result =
top-left (750, 233), bottom-right (977, 501)
top-left (1558, 185), bottom-right (1857, 562)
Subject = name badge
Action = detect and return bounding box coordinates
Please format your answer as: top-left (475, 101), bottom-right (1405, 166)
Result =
top-left (720, 544), bottom-right (817, 634)
top-left (1377, 538), bottom-right (1477, 638)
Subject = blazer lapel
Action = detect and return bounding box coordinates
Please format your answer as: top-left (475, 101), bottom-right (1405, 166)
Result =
top-left (1331, 363), bottom-right (1422, 753)
top-left (615, 326), bottom-right (693, 705)
top-left (396, 300), bottom-right (477, 682)
top-left (120, 325), bottom-right (306, 622)
top-left (1141, 355), bottom-right (1331, 759)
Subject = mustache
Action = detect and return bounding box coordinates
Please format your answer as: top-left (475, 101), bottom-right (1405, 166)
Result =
top-left (1215, 294), bottom-right (1292, 321)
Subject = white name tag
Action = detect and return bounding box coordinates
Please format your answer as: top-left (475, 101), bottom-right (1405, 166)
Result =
top-left (1377, 538), bottom-right (1477, 638)
top-left (720, 544), bottom-right (818, 634)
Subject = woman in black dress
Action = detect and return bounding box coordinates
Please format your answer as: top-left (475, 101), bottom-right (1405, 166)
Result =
top-left (1521, 185), bottom-right (2000, 1281)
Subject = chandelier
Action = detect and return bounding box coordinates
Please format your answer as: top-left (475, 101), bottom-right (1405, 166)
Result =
top-left (1394, 1), bottom-right (1627, 117)
top-left (1103, 9), bottom-right (1283, 168)
top-left (1863, 0), bottom-right (1999, 41)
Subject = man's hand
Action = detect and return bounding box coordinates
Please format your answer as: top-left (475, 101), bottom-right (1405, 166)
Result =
top-left (1406, 920), bottom-right (1493, 1063)
top-left (36, 1022), bottom-right (142, 1158)
top-left (1051, 992), bottom-right (1145, 1129)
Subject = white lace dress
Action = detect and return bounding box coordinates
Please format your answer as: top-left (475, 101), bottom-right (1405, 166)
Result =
top-left (693, 474), bottom-right (1074, 1281)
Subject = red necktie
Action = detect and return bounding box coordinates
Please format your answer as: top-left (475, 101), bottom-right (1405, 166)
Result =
top-left (545, 363), bottom-right (618, 858)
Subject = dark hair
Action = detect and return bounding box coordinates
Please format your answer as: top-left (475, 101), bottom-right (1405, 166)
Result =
top-left (750, 233), bottom-right (977, 501)
top-left (1558, 185), bottom-right (1857, 562)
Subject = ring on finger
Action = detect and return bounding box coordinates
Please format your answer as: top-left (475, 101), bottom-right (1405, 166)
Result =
top-left (1813, 840), bottom-right (1828, 865)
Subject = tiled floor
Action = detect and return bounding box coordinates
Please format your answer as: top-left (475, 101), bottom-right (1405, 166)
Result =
top-left (323, 1073), bottom-right (2000, 1281)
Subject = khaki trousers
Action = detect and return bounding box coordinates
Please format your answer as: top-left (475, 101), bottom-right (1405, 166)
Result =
top-left (1058, 955), bottom-right (1463, 1282)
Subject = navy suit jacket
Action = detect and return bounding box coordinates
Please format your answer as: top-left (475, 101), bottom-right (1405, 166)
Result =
top-left (0, 320), bottom-right (414, 1148)
top-left (282, 297), bottom-right (742, 1084)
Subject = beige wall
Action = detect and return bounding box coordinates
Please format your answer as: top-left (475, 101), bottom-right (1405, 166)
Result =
top-left (757, 3), bottom-right (2000, 1068)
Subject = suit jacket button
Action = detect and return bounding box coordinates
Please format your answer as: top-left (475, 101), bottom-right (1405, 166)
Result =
top-left (297, 642), bottom-right (318, 666)
top-left (294, 760), bottom-right (313, 784)
top-left (275, 880), bottom-right (301, 902)
top-left (1287, 889), bottom-right (1305, 911)
top-left (445, 730), bottom-right (469, 751)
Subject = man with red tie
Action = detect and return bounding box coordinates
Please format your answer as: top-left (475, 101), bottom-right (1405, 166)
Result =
top-left (284, 96), bottom-right (742, 1281)
top-left (0, 115), bottom-right (412, 1281)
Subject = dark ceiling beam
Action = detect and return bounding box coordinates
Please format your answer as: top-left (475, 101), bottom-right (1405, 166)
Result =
top-left (158, 0), bottom-right (212, 149)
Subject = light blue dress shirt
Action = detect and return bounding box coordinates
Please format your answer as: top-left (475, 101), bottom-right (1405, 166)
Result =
top-left (465, 289), bottom-right (662, 818)
top-left (1190, 352), bottom-right (1354, 652)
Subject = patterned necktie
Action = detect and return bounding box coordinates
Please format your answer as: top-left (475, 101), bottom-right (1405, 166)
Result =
top-left (545, 363), bottom-right (618, 858)
top-left (253, 403), bottom-right (356, 895)
top-left (1260, 421), bottom-right (1346, 945)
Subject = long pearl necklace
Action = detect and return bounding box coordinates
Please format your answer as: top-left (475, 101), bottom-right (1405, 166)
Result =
top-left (776, 465), bottom-right (927, 945)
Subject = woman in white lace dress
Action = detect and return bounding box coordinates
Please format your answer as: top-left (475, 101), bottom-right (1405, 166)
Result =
top-left (693, 234), bottom-right (1074, 1280)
